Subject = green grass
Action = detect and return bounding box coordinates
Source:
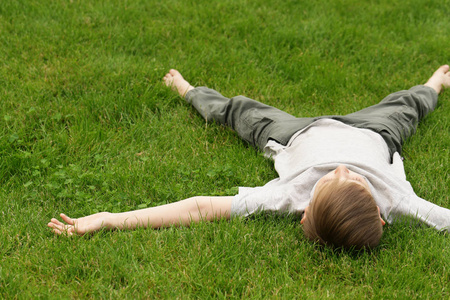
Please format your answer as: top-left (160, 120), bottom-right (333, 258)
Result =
top-left (1, 0), bottom-right (449, 298)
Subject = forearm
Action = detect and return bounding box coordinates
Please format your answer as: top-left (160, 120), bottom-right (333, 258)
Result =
top-left (106, 196), bottom-right (233, 230)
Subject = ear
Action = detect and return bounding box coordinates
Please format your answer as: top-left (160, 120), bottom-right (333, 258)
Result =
top-left (377, 206), bottom-right (386, 226)
top-left (301, 206), bottom-right (309, 224)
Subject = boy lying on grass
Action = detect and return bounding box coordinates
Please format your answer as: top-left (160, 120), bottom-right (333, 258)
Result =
top-left (49, 65), bottom-right (450, 250)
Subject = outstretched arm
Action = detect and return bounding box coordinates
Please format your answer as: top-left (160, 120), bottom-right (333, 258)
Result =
top-left (48, 196), bottom-right (234, 236)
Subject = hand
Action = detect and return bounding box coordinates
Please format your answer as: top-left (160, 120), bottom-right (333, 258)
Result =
top-left (48, 212), bottom-right (111, 236)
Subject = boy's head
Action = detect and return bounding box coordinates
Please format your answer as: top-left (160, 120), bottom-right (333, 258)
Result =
top-left (301, 165), bottom-right (385, 250)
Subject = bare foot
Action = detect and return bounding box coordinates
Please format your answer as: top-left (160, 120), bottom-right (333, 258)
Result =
top-left (425, 65), bottom-right (450, 94)
top-left (163, 69), bottom-right (195, 97)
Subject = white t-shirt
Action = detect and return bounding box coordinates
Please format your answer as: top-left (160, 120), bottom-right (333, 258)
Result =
top-left (231, 119), bottom-right (450, 232)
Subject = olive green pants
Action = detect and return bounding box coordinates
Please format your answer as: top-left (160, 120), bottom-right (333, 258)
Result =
top-left (185, 85), bottom-right (437, 160)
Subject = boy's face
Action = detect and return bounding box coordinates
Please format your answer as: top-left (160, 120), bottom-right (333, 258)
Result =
top-left (315, 164), bottom-right (370, 193)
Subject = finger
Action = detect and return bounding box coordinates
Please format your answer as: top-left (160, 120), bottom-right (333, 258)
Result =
top-left (49, 222), bottom-right (74, 236)
top-left (52, 228), bottom-right (62, 235)
top-left (48, 219), bottom-right (72, 231)
top-left (53, 227), bottom-right (73, 236)
top-left (48, 221), bottom-right (65, 232)
top-left (48, 222), bottom-right (63, 235)
top-left (50, 218), bottom-right (65, 226)
top-left (60, 213), bottom-right (75, 225)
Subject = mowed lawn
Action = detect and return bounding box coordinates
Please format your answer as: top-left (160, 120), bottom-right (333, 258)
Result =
top-left (0, 0), bottom-right (449, 298)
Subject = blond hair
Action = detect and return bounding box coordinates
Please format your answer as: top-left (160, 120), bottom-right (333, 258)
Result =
top-left (302, 179), bottom-right (383, 250)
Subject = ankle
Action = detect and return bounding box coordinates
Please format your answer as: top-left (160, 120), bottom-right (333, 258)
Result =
top-left (181, 85), bottom-right (195, 97)
top-left (424, 82), bottom-right (441, 94)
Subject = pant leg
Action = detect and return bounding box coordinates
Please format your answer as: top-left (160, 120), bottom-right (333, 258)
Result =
top-left (332, 85), bottom-right (438, 157)
top-left (185, 87), bottom-right (301, 150)
top-left (186, 85), bottom-right (438, 158)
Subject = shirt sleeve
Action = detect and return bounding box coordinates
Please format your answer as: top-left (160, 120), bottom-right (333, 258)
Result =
top-left (389, 193), bottom-right (450, 232)
top-left (231, 186), bottom-right (283, 217)
top-left (230, 181), bottom-right (310, 218)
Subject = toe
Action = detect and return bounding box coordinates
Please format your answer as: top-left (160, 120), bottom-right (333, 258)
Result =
top-left (438, 65), bottom-right (449, 73)
top-left (169, 69), bottom-right (180, 76)
top-left (442, 65), bottom-right (449, 73)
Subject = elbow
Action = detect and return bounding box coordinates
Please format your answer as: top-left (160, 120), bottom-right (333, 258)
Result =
top-left (189, 196), bottom-right (214, 222)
